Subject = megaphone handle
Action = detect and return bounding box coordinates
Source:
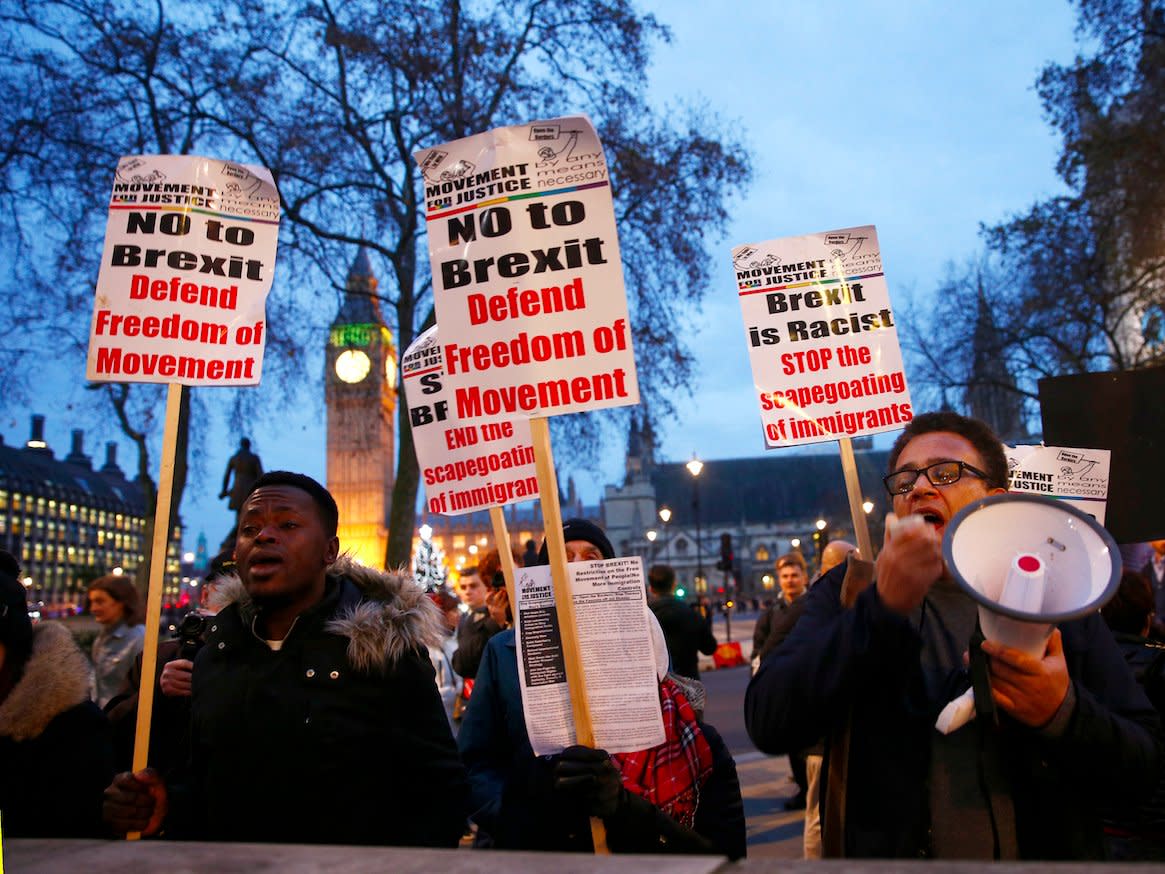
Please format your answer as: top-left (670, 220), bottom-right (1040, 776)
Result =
top-left (969, 620), bottom-right (998, 727)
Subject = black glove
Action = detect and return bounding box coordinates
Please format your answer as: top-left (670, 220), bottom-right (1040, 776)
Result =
top-left (553, 745), bottom-right (623, 817)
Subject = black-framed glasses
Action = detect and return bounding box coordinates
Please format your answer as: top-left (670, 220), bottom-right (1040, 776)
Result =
top-left (882, 460), bottom-right (990, 496)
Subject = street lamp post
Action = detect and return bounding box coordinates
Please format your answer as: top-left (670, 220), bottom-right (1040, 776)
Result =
top-left (658, 506), bottom-right (672, 563)
top-left (686, 455), bottom-right (704, 591)
top-left (645, 528), bottom-right (657, 562)
top-left (814, 517), bottom-right (828, 574)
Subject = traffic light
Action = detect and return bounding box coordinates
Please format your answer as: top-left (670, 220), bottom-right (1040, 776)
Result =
top-left (716, 533), bottom-right (733, 571)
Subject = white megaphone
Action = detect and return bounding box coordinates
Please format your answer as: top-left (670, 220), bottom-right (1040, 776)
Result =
top-left (942, 493), bottom-right (1121, 656)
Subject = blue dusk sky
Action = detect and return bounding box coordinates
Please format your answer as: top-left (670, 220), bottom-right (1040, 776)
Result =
top-left (10, 1), bottom-right (1082, 552)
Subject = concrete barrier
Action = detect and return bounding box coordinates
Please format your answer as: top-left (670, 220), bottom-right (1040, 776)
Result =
top-left (3, 839), bottom-right (1132, 873)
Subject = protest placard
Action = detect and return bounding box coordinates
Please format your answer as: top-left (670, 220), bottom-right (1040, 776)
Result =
top-left (733, 224), bottom-right (911, 448)
top-left (1006, 444), bottom-right (1112, 524)
top-left (513, 557), bottom-right (664, 756)
top-left (83, 154), bottom-right (280, 830)
top-left (415, 116), bottom-right (639, 419)
top-left (401, 325), bottom-right (539, 516)
top-left (87, 154), bottom-right (280, 385)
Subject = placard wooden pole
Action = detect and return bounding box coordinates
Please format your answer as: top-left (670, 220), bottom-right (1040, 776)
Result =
top-left (127, 382), bottom-right (183, 840)
top-left (838, 437), bottom-right (875, 561)
top-left (529, 416), bottom-right (608, 853)
top-left (489, 506), bottom-right (517, 616)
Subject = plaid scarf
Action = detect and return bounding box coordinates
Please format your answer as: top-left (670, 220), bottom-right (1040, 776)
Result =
top-left (611, 677), bottom-right (714, 829)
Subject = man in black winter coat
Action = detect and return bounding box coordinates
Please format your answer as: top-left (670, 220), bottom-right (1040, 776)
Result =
top-left (104, 472), bottom-right (467, 847)
top-left (647, 564), bottom-right (717, 679)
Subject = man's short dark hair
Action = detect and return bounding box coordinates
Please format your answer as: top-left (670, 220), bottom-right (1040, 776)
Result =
top-left (243, 471), bottom-right (339, 538)
top-left (887, 412), bottom-right (1009, 490)
top-left (648, 564), bottom-right (676, 594)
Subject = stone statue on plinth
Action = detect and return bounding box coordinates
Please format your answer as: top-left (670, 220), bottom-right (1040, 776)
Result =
top-left (220, 438), bottom-right (264, 516)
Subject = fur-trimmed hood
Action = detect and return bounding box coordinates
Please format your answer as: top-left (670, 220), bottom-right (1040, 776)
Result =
top-left (214, 554), bottom-right (447, 673)
top-left (0, 622), bottom-right (92, 741)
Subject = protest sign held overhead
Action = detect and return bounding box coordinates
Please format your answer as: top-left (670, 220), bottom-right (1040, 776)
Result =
top-left (415, 116), bottom-right (639, 419)
top-left (733, 225), bottom-right (912, 448)
top-left (402, 325), bottom-right (539, 516)
top-left (87, 154), bottom-right (280, 385)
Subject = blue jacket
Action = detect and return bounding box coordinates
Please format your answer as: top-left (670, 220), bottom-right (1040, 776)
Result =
top-left (459, 628), bottom-right (746, 858)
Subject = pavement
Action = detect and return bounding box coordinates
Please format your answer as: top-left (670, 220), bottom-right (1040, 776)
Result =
top-left (699, 611), bottom-right (808, 860)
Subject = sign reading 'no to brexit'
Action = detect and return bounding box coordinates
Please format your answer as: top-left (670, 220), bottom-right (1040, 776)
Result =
top-left (87, 154), bottom-right (280, 386)
top-left (415, 115), bottom-right (639, 420)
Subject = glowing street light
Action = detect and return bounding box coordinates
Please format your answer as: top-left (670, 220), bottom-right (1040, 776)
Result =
top-left (686, 455), bottom-right (705, 583)
top-left (658, 506), bottom-right (672, 562)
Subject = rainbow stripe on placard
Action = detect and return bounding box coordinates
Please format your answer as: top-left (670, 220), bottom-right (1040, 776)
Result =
top-left (425, 180), bottom-right (610, 222)
top-left (737, 271), bottom-right (885, 296)
top-left (107, 204), bottom-right (279, 225)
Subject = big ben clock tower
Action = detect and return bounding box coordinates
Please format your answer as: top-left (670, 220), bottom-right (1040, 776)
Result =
top-left (326, 249), bottom-right (397, 568)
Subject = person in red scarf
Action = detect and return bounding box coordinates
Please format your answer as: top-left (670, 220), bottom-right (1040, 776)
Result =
top-left (458, 519), bottom-right (746, 858)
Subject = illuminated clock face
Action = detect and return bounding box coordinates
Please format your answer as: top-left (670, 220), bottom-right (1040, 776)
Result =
top-left (384, 356), bottom-right (397, 391)
top-left (335, 349), bottom-right (371, 384)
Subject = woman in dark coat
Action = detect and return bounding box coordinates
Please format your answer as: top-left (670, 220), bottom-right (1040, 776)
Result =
top-left (0, 551), bottom-right (114, 836)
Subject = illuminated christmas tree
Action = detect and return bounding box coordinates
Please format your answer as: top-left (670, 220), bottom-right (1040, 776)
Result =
top-left (413, 523), bottom-right (446, 592)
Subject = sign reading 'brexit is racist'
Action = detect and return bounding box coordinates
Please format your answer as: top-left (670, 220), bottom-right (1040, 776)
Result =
top-left (415, 116), bottom-right (639, 419)
top-left (733, 225), bottom-right (912, 448)
top-left (87, 154), bottom-right (280, 386)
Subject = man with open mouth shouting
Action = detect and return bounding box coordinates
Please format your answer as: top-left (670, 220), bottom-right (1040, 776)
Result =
top-left (103, 471), bottom-right (466, 847)
top-left (745, 411), bottom-right (1160, 861)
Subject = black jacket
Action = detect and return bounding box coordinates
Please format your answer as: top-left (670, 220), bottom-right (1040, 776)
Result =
top-left (745, 561), bottom-right (1162, 859)
top-left (0, 623), bottom-right (113, 837)
top-left (453, 606), bottom-right (501, 680)
top-left (649, 595), bottom-right (717, 679)
top-left (185, 558), bottom-right (467, 846)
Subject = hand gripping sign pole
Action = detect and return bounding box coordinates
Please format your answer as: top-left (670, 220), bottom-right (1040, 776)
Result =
top-left (88, 154), bottom-right (279, 839)
top-left (530, 417), bottom-right (608, 853)
top-left (126, 384), bottom-right (182, 841)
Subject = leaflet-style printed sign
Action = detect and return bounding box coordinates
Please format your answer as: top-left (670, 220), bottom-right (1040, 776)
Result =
top-left (415, 116), bottom-right (639, 419)
top-left (402, 325), bottom-right (539, 516)
top-left (733, 225), bottom-right (912, 448)
top-left (513, 557), bottom-right (664, 756)
top-left (87, 155), bottom-right (280, 385)
top-left (1006, 444), bottom-right (1112, 525)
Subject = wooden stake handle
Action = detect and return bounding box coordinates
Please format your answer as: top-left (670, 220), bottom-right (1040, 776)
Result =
top-left (838, 437), bottom-right (875, 561)
top-left (127, 383), bottom-right (183, 840)
top-left (528, 417), bottom-right (608, 853)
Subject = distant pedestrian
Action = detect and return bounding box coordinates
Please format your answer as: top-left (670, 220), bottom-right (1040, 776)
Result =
top-left (647, 564), bottom-right (716, 679)
top-left (88, 574), bottom-right (145, 708)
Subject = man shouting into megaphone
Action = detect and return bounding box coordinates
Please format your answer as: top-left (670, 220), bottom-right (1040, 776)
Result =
top-left (745, 411), bottom-right (1160, 860)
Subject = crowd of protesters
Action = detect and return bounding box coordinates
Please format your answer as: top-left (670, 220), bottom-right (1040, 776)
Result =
top-left (3, 411), bottom-right (1165, 862)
